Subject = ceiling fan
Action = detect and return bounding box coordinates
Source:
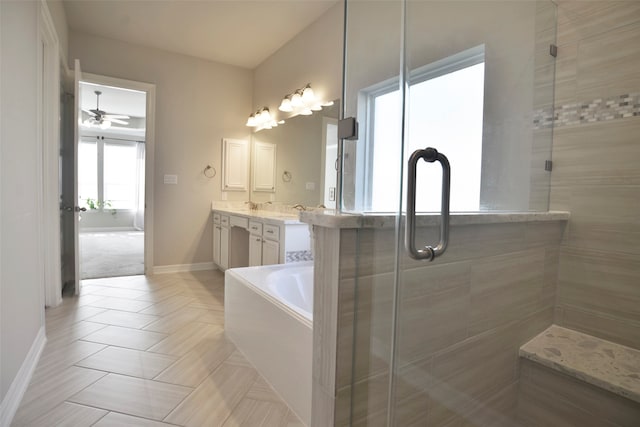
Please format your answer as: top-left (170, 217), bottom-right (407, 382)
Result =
top-left (82, 90), bottom-right (130, 129)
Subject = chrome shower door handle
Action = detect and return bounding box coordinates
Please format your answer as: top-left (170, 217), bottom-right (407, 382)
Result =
top-left (405, 147), bottom-right (451, 261)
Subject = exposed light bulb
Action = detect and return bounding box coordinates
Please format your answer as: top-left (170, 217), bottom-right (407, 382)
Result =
top-left (246, 114), bottom-right (256, 127)
top-left (300, 108), bottom-right (312, 116)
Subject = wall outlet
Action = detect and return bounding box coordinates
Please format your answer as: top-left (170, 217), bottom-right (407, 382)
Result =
top-left (164, 174), bottom-right (178, 185)
top-left (329, 187), bottom-right (336, 201)
top-left (306, 182), bottom-right (315, 190)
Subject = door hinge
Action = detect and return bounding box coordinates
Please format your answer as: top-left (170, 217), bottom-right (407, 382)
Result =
top-left (545, 160), bottom-right (553, 171)
top-left (338, 117), bottom-right (358, 140)
top-left (549, 44), bottom-right (558, 58)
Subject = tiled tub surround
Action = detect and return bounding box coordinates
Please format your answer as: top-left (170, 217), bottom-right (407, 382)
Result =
top-left (301, 211), bottom-right (569, 426)
top-left (225, 263), bottom-right (314, 426)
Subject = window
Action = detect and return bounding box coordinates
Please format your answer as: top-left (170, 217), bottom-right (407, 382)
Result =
top-left (79, 137), bottom-right (142, 210)
top-left (366, 45), bottom-right (485, 212)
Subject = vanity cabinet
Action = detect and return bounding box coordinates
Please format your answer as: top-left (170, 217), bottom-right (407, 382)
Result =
top-left (252, 141), bottom-right (276, 192)
top-left (212, 208), bottom-right (311, 270)
top-left (212, 213), bottom-right (229, 270)
top-left (248, 220), bottom-right (280, 266)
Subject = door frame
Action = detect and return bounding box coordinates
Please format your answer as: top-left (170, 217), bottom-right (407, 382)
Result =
top-left (39, 0), bottom-right (62, 307)
top-left (79, 72), bottom-right (156, 277)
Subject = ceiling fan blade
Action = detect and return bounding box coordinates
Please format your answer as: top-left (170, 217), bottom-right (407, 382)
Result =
top-left (82, 108), bottom-right (94, 115)
top-left (110, 118), bottom-right (129, 125)
top-left (104, 114), bottom-right (130, 119)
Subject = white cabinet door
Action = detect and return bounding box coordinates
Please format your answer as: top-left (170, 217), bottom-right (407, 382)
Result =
top-left (222, 138), bottom-right (249, 191)
top-left (220, 226), bottom-right (230, 270)
top-left (252, 141), bottom-right (276, 192)
top-left (262, 239), bottom-right (280, 265)
top-left (213, 224), bottom-right (221, 266)
top-left (249, 235), bottom-right (262, 267)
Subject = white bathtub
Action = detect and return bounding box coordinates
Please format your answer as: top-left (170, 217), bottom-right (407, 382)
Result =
top-left (224, 262), bottom-right (313, 426)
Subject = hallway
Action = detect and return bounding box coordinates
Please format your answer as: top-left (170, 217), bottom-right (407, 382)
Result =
top-left (12, 271), bottom-right (302, 426)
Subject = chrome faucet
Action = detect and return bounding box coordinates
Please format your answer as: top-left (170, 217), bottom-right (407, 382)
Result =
top-left (244, 201), bottom-right (257, 210)
top-left (292, 204), bottom-right (306, 211)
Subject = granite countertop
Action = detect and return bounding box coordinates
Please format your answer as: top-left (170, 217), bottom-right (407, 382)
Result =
top-left (211, 207), bottom-right (304, 225)
top-left (299, 210), bottom-right (570, 229)
top-left (520, 324), bottom-right (640, 403)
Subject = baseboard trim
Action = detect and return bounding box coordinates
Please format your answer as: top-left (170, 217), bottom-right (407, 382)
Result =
top-left (153, 262), bottom-right (215, 274)
top-left (0, 326), bottom-right (47, 426)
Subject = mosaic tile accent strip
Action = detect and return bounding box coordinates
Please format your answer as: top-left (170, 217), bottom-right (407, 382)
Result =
top-left (533, 92), bottom-right (640, 130)
top-left (285, 250), bottom-right (313, 263)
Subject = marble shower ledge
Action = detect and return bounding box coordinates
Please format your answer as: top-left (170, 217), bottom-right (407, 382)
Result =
top-left (299, 210), bottom-right (570, 229)
top-left (520, 325), bottom-right (640, 404)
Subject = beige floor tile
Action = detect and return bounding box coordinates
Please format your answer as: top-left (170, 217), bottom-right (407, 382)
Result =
top-left (31, 340), bottom-right (107, 385)
top-left (68, 373), bottom-right (192, 421)
top-left (246, 377), bottom-right (285, 403)
top-left (222, 398), bottom-right (289, 427)
top-left (46, 305), bottom-right (108, 331)
top-left (139, 295), bottom-right (196, 316)
top-left (154, 331), bottom-right (236, 387)
top-left (12, 366), bottom-right (107, 425)
top-left (186, 298), bottom-right (225, 311)
top-left (86, 309), bottom-right (160, 329)
top-left (93, 412), bottom-right (180, 426)
top-left (22, 402), bottom-right (108, 427)
top-left (86, 296), bottom-right (155, 312)
top-left (136, 284), bottom-right (186, 303)
top-left (46, 321), bottom-right (108, 347)
top-left (81, 325), bottom-right (167, 350)
top-left (143, 306), bottom-right (218, 334)
top-left (75, 346), bottom-right (178, 379)
top-left (164, 361), bottom-right (258, 426)
top-left (82, 285), bottom-right (149, 299)
top-left (147, 322), bottom-right (223, 356)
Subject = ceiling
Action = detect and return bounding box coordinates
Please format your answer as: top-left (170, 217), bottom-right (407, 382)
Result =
top-left (63, 0), bottom-right (338, 69)
top-left (81, 82), bottom-right (147, 117)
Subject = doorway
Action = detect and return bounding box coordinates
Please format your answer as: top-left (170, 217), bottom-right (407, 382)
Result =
top-left (77, 82), bottom-right (146, 279)
top-left (59, 69), bottom-right (156, 294)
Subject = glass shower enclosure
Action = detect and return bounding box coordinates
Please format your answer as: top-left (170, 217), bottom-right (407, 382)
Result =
top-left (338, 1), bottom-right (557, 425)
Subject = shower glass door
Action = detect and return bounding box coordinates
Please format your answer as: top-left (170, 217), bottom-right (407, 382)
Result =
top-left (340, 1), bottom-right (556, 425)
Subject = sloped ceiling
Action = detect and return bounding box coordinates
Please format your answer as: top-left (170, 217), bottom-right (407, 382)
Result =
top-left (63, 0), bottom-right (338, 69)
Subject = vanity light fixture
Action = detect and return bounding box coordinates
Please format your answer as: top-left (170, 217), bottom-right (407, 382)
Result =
top-left (278, 84), bottom-right (330, 119)
top-left (245, 107), bottom-right (281, 131)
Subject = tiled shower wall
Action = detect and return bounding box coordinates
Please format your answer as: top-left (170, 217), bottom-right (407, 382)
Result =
top-left (550, 1), bottom-right (640, 348)
top-left (311, 219), bottom-right (566, 426)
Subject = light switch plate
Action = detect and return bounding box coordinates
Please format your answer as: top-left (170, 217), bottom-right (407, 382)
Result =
top-left (164, 174), bottom-right (178, 185)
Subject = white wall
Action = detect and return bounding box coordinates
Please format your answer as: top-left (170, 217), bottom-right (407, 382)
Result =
top-left (69, 32), bottom-right (252, 267)
top-left (1, 0), bottom-right (45, 404)
top-left (252, 2), bottom-right (343, 122)
top-left (45, 0), bottom-right (68, 65)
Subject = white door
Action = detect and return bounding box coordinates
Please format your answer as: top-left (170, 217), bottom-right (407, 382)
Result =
top-left (72, 59), bottom-right (84, 295)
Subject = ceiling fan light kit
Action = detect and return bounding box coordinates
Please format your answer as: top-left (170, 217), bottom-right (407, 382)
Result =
top-left (82, 90), bottom-right (131, 129)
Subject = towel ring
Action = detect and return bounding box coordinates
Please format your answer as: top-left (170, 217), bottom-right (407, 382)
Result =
top-left (204, 165), bottom-right (216, 178)
top-left (282, 171), bottom-right (292, 182)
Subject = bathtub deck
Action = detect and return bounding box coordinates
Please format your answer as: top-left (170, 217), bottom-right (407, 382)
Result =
top-left (520, 324), bottom-right (640, 403)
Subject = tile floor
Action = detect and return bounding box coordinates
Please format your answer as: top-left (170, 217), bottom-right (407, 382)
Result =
top-left (12, 270), bottom-right (304, 427)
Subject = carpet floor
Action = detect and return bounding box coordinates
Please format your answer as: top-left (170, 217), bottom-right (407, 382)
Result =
top-left (80, 231), bottom-right (144, 279)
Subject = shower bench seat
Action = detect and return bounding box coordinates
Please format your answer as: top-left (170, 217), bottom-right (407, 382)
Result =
top-left (518, 324), bottom-right (640, 426)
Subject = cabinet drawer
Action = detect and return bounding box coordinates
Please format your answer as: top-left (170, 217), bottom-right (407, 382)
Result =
top-left (248, 221), bottom-right (263, 235)
top-left (230, 215), bottom-right (248, 229)
top-left (213, 213), bottom-right (221, 224)
top-left (263, 224), bottom-right (280, 241)
top-left (220, 215), bottom-right (230, 227)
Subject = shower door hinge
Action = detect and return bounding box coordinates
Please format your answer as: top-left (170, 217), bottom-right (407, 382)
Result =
top-left (545, 160), bottom-right (553, 171)
top-left (338, 117), bottom-right (358, 140)
top-left (549, 44), bottom-right (558, 58)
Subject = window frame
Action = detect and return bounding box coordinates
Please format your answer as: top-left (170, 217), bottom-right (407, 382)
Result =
top-left (360, 44), bottom-right (486, 212)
